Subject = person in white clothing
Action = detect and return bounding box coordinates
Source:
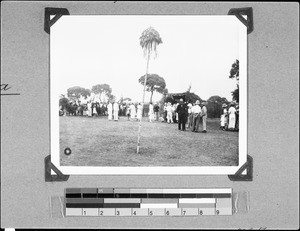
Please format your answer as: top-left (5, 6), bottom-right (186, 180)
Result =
top-left (187, 102), bottom-right (193, 128)
top-left (113, 101), bottom-right (119, 121)
top-left (201, 101), bottom-right (208, 133)
top-left (107, 101), bottom-right (113, 120)
top-left (228, 103), bottom-right (236, 130)
top-left (166, 102), bottom-right (173, 123)
top-left (192, 100), bottom-right (202, 132)
top-left (87, 101), bottom-right (92, 117)
top-left (148, 102), bottom-right (154, 122)
top-left (136, 103), bottom-right (143, 121)
top-left (220, 103), bottom-right (228, 130)
top-left (130, 103), bottom-right (136, 120)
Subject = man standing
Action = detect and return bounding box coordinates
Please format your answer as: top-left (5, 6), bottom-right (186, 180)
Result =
top-left (201, 101), bottom-right (208, 133)
top-left (176, 98), bottom-right (188, 131)
top-left (175, 102), bottom-right (179, 122)
top-left (113, 101), bottom-right (119, 121)
top-left (163, 102), bottom-right (167, 122)
top-left (187, 102), bottom-right (193, 128)
top-left (192, 100), bottom-right (202, 132)
top-left (126, 103), bottom-right (131, 121)
top-left (172, 103), bottom-right (178, 123)
top-left (154, 103), bottom-right (159, 121)
top-left (149, 102), bottom-right (154, 122)
top-left (235, 104), bottom-right (239, 131)
top-left (107, 101), bottom-right (113, 120)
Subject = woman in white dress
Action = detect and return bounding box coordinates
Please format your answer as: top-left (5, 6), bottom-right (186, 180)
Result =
top-left (220, 103), bottom-right (228, 130)
top-left (228, 103), bottom-right (237, 130)
top-left (136, 103), bottom-right (143, 121)
top-left (130, 103), bottom-right (136, 120)
top-left (87, 101), bottom-right (92, 117)
top-left (113, 102), bottom-right (119, 121)
top-left (107, 102), bottom-right (113, 120)
top-left (166, 102), bottom-right (174, 123)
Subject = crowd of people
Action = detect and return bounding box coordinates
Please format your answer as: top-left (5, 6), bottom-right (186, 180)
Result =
top-left (220, 102), bottom-right (239, 131)
top-left (59, 101), bottom-right (128, 118)
top-left (59, 98), bottom-right (239, 132)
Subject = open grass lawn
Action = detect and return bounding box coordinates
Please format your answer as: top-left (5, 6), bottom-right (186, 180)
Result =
top-left (60, 116), bottom-right (238, 166)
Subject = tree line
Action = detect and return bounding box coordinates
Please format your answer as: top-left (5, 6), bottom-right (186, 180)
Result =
top-left (60, 57), bottom-right (239, 119)
top-left (66, 84), bottom-right (115, 102)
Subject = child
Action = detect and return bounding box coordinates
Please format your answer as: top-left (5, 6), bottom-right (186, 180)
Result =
top-left (220, 103), bottom-right (228, 130)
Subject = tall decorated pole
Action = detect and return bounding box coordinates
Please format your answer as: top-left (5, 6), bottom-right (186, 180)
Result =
top-left (137, 27), bottom-right (162, 154)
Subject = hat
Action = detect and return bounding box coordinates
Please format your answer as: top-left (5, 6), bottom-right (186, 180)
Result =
top-left (222, 103), bottom-right (227, 108)
top-left (230, 102), bottom-right (235, 106)
top-left (201, 101), bottom-right (207, 105)
top-left (195, 100), bottom-right (200, 105)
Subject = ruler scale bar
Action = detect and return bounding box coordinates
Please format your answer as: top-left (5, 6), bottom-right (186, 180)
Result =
top-left (65, 188), bottom-right (232, 216)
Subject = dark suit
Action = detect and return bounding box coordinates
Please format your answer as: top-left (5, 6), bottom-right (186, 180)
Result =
top-left (176, 103), bottom-right (188, 131)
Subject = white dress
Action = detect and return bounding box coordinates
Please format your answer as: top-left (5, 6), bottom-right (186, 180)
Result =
top-left (166, 105), bottom-right (173, 123)
top-left (220, 108), bottom-right (227, 127)
top-left (148, 104), bottom-right (154, 122)
top-left (87, 103), bottom-right (92, 117)
top-left (113, 103), bottom-right (119, 121)
top-left (137, 105), bottom-right (143, 120)
top-left (107, 103), bottom-right (113, 120)
top-left (228, 107), bottom-right (236, 129)
top-left (93, 106), bottom-right (97, 115)
top-left (130, 105), bottom-right (136, 119)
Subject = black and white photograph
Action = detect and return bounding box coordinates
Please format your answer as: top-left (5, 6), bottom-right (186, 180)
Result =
top-left (50, 15), bottom-right (247, 174)
top-left (1, 2), bottom-right (299, 229)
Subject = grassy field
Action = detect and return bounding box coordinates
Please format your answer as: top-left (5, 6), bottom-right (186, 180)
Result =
top-left (60, 116), bottom-right (238, 166)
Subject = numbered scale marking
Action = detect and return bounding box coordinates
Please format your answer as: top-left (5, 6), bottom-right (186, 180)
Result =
top-left (65, 188), bottom-right (232, 216)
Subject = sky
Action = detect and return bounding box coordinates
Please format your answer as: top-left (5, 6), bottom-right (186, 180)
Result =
top-left (51, 15), bottom-right (243, 103)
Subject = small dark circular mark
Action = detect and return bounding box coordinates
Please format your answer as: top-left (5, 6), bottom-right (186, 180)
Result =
top-left (266, 46), bottom-right (268, 48)
top-left (64, 148), bottom-right (72, 155)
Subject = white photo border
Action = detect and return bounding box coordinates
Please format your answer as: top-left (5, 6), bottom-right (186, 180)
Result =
top-left (50, 15), bottom-right (247, 175)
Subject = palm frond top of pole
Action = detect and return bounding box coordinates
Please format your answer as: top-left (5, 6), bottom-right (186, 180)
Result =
top-left (139, 27), bottom-right (163, 58)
